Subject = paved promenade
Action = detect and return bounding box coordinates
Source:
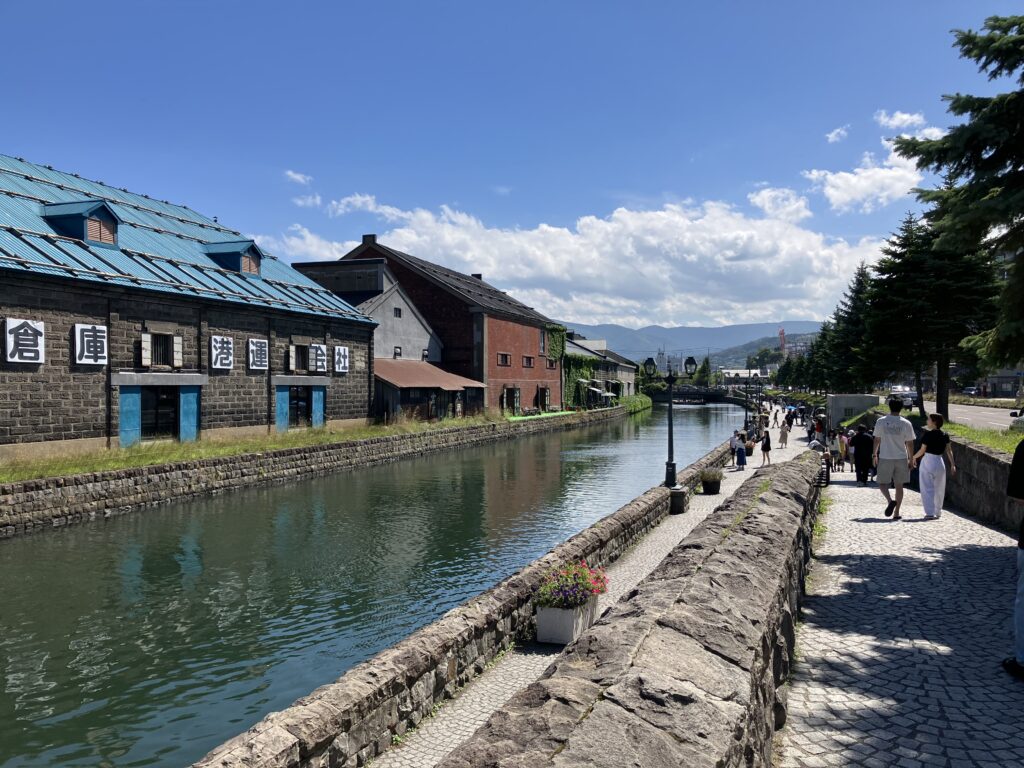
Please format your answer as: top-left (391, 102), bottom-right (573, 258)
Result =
top-left (372, 431), bottom-right (802, 768)
top-left (779, 471), bottom-right (1024, 767)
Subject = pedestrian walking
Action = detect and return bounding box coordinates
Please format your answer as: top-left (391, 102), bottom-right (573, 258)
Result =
top-left (780, 420), bottom-right (790, 448)
top-left (826, 430), bottom-right (841, 471)
top-left (873, 398), bottom-right (917, 520)
top-left (760, 429), bottom-right (772, 466)
top-left (1003, 437), bottom-right (1024, 680)
top-left (728, 430), bottom-right (740, 467)
top-left (735, 432), bottom-right (748, 471)
top-left (771, 409), bottom-right (780, 428)
top-left (912, 413), bottom-right (956, 519)
top-left (850, 424), bottom-right (873, 485)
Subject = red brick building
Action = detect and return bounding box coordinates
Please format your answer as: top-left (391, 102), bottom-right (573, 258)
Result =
top-left (304, 235), bottom-right (562, 413)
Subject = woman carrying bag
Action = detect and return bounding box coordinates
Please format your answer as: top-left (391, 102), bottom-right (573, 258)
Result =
top-left (912, 413), bottom-right (957, 520)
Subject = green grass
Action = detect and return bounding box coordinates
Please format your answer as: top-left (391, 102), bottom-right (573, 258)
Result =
top-left (506, 410), bottom-right (575, 422)
top-left (620, 394), bottom-right (653, 414)
top-left (0, 414), bottom-right (510, 484)
top-left (945, 423), bottom-right (1022, 455)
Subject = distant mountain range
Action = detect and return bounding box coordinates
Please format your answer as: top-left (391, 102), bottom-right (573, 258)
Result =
top-left (559, 320), bottom-right (822, 363)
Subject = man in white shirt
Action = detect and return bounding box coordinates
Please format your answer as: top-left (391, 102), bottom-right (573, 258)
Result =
top-left (872, 398), bottom-right (918, 520)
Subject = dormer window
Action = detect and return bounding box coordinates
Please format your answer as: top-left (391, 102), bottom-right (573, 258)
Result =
top-left (42, 199), bottom-right (122, 248)
top-left (86, 217), bottom-right (116, 245)
top-left (203, 240), bottom-right (264, 277)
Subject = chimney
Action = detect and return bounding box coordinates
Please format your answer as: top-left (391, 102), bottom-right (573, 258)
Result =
top-left (362, 234), bottom-right (377, 245)
top-left (471, 273), bottom-right (483, 280)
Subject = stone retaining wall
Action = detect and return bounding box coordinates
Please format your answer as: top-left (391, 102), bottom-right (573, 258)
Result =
top-left (192, 442), bottom-right (732, 768)
top-left (440, 453), bottom-right (821, 768)
top-left (0, 408), bottom-right (632, 539)
top-left (946, 439), bottom-right (1021, 533)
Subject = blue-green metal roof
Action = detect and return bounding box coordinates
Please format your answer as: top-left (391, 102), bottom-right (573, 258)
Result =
top-left (0, 154), bottom-right (372, 325)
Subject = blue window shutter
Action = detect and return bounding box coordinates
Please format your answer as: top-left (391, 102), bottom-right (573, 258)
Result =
top-left (312, 386), bottom-right (325, 427)
top-left (275, 386), bottom-right (290, 432)
top-left (119, 386), bottom-right (141, 447)
top-left (179, 386), bottom-right (201, 442)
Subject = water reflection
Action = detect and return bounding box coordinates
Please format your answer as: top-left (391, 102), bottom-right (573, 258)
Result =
top-left (0, 404), bottom-right (743, 767)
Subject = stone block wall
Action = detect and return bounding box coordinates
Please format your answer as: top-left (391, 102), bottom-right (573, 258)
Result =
top-left (0, 406), bottom-right (639, 539)
top-left (440, 454), bottom-right (821, 768)
top-left (190, 438), bottom-right (731, 768)
top-left (946, 438), bottom-right (1021, 533)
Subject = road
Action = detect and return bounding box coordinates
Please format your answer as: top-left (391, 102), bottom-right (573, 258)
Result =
top-left (923, 400), bottom-right (1018, 429)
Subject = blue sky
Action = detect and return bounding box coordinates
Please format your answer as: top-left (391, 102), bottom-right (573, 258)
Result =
top-left (3, 2), bottom-right (1017, 327)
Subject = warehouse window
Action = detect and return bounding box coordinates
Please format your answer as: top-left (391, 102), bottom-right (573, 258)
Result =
top-left (86, 217), bottom-right (116, 245)
top-left (394, 307), bottom-right (402, 318)
top-left (497, 353), bottom-right (511, 367)
top-left (523, 356), bottom-right (534, 368)
top-left (151, 334), bottom-right (173, 366)
top-left (546, 358), bottom-right (557, 370)
top-left (394, 346), bottom-right (402, 359)
top-left (240, 251), bottom-right (260, 275)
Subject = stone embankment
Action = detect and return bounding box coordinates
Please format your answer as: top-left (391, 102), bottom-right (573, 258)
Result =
top-left (1, 407), bottom-right (631, 539)
top-left (192, 443), bottom-right (732, 768)
top-left (440, 454), bottom-right (821, 768)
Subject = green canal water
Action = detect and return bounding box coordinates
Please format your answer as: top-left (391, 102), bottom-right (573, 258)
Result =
top-left (0, 403), bottom-right (744, 767)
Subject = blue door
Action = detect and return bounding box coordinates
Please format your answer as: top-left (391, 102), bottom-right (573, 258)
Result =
top-left (119, 386), bottom-right (142, 448)
top-left (275, 386), bottom-right (290, 432)
top-left (179, 386), bottom-right (200, 442)
top-left (312, 386), bottom-right (325, 427)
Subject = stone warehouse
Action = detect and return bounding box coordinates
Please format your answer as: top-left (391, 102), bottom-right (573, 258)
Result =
top-left (0, 155), bottom-right (375, 459)
top-left (299, 235), bottom-right (562, 414)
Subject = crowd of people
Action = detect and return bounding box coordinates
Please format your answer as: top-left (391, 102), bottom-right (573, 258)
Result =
top-left (724, 393), bottom-right (1024, 685)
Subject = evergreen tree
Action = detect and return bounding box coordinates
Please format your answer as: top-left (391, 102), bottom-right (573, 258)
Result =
top-left (830, 263), bottom-right (876, 391)
top-left (894, 15), bottom-right (1024, 366)
top-left (693, 355), bottom-right (711, 387)
top-left (866, 212), bottom-right (998, 417)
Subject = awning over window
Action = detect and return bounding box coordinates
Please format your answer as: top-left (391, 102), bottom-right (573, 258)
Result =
top-left (374, 359), bottom-right (486, 392)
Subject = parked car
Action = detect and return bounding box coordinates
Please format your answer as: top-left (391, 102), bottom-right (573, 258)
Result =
top-left (962, 386), bottom-right (979, 396)
top-left (888, 387), bottom-right (921, 408)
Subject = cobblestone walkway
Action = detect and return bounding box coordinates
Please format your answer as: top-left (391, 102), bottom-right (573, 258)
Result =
top-left (372, 428), bottom-right (802, 768)
top-left (779, 472), bottom-right (1024, 767)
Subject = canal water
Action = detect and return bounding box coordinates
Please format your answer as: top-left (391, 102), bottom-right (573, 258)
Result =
top-left (0, 403), bottom-right (744, 767)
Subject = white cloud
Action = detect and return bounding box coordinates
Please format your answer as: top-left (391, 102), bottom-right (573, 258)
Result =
top-left (284, 170), bottom-right (313, 185)
top-left (255, 225), bottom-right (354, 262)
top-left (914, 126), bottom-right (945, 140)
top-left (326, 193), bottom-right (414, 223)
top-left (292, 193), bottom-right (322, 208)
top-left (492, 185), bottom-right (512, 196)
top-left (256, 199), bottom-right (881, 327)
top-left (874, 110), bottom-right (925, 130)
top-left (747, 187), bottom-right (812, 222)
top-left (825, 125), bottom-right (849, 144)
top-left (803, 140), bottom-right (922, 213)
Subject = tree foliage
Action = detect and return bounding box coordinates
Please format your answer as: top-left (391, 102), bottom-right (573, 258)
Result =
top-left (894, 15), bottom-right (1024, 366)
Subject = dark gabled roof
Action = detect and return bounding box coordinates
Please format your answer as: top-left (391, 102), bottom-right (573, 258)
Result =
top-left (601, 348), bottom-right (639, 369)
top-left (352, 241), bottom-right (555, 327)
top-left (0, 155), bottom-right (372, 325)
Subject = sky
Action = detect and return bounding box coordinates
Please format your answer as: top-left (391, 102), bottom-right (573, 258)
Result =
top-left (2, 2), bottom-right (1018, 328)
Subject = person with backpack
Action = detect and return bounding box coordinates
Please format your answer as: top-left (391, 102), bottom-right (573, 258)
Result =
top-left (912, 413), bottom-right (956, 519)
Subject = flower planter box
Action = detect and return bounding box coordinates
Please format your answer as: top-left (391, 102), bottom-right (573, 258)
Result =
top-left (536, 595), bottom-right (599, 645)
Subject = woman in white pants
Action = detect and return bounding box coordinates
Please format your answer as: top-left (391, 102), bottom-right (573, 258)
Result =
top-left (912, 413), bottom-right (957, 519)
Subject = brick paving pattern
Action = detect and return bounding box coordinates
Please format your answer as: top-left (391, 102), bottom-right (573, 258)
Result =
top-left (779, 471), bottom-right (1024, 767)
top-left (372, 425), bottom-right (802, 768)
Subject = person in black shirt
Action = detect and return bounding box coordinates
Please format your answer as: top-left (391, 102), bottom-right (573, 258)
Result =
top-left (912, 413), bottom-right (956, 519)
top-left (850, 424), bottom-right (875, 487)
top-left (1004, 438), bottom-right (1024, 681)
